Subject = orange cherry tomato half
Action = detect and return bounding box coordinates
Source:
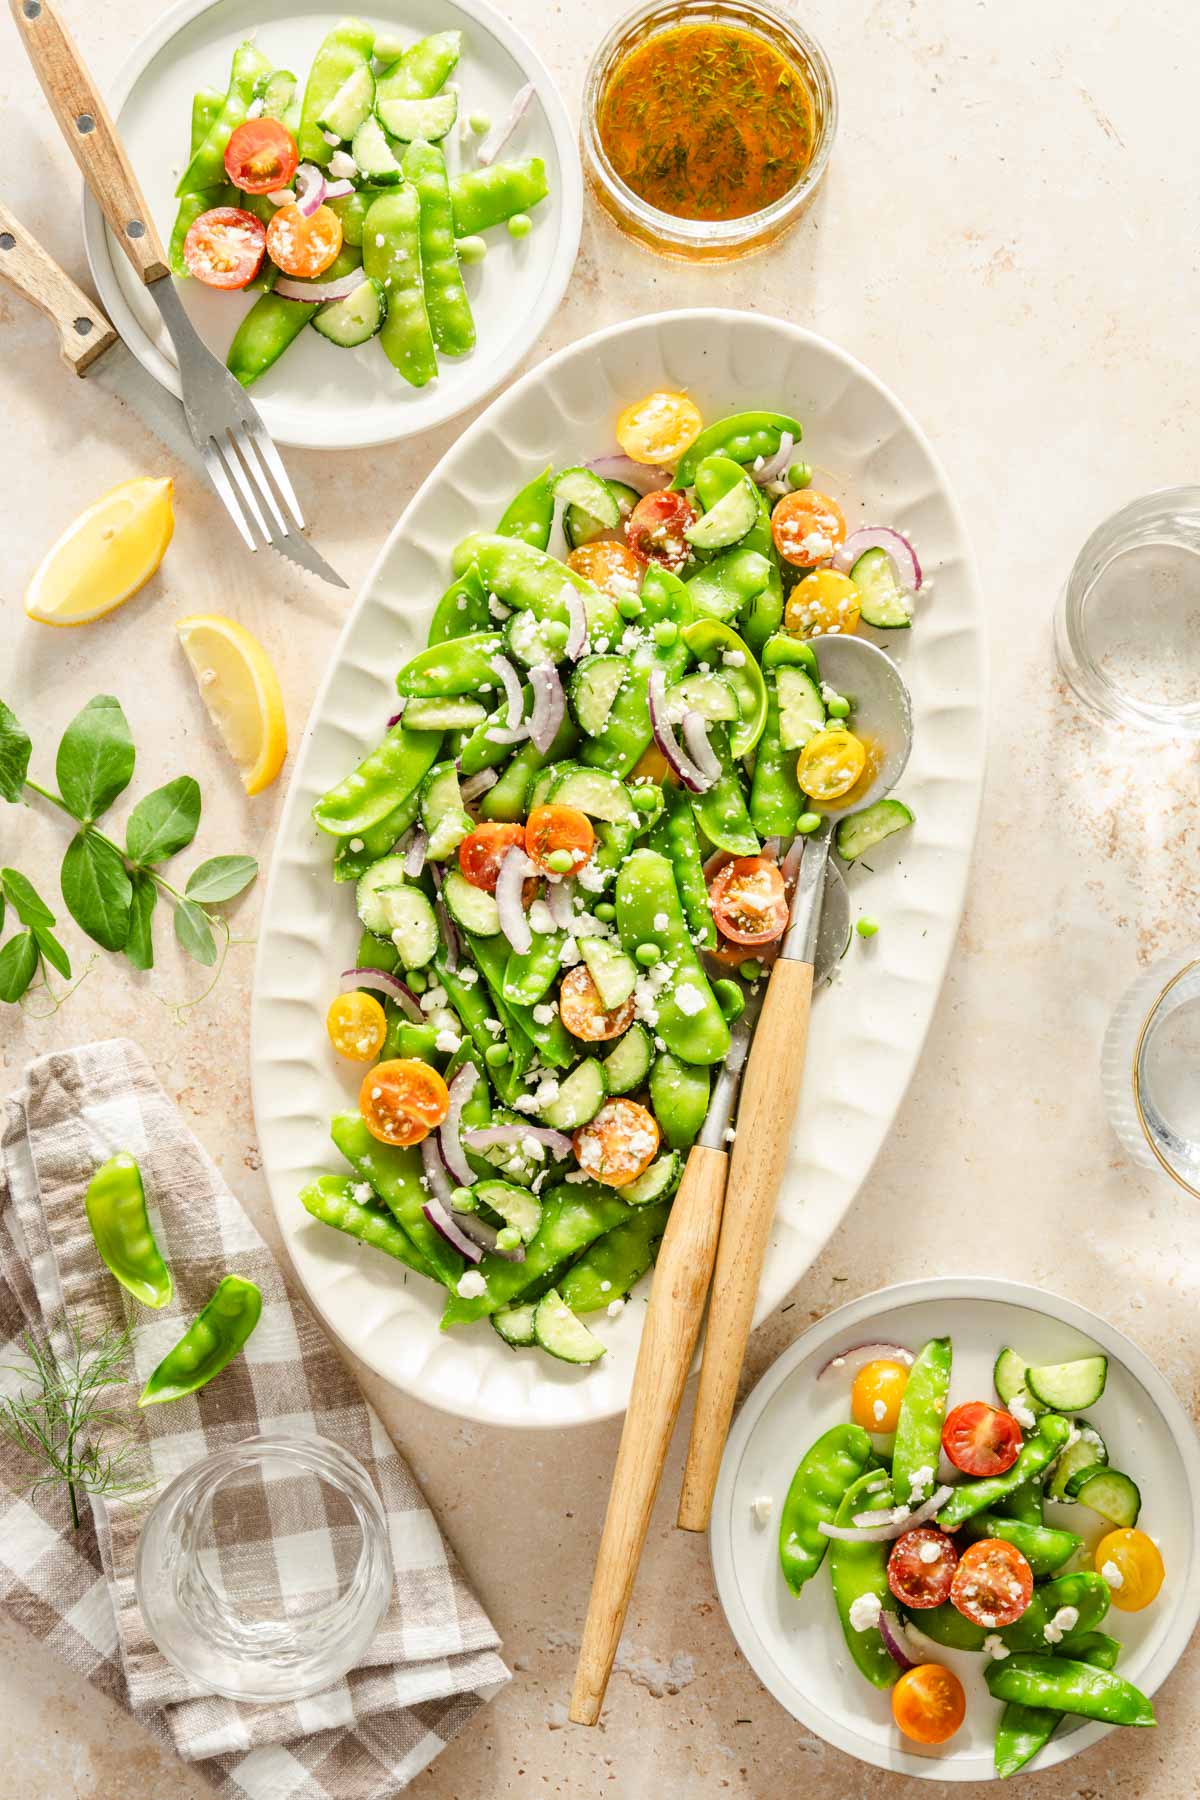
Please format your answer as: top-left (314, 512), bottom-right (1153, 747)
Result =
top-left (574, 1098), bottom-right (660, 1186)
top-left (558, 964), bottom-right (635, 1042)
top-left (941, 1401), bottom-right (1023, 1478)
top-left (359, 1058), bottom-right (449, 1147)
top-left (624, 490), bottom-right (697, 572)
top-left (708, 856), bottom-right (788, 947)
top-left (525, 804), bottom-right (595, 878)
top-left (326, 990), bottom-right (387, 1062)
top-left (887, 1528), bottom-right (959, 1610)
top-left (566, 539), bottom-right (644, 600)
top-left (224, 117), bottom-right (299, 194)
top-left (891, 1664), bottom-right (966, 1745)
top-left (182, 205), bottom-right (266, 290)
top-left (950, 1538), bottom-right (1034, 1629)
top-left (266, 202), bottom-right (343, 277)
top-left (770, 489), bottom-right (847, 568)
top-left (458, 822), bottom-right (526, 893)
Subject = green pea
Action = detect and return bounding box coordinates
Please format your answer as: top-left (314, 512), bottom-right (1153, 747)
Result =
top-left (856, 917), bottom-right (879, 938)
top-left (407, 967), bottom-right (428, 992)
top-left (738, 959), bottom-right (762, 982)
top-left (542, 618), bottom-right (570, 650)
top-left (545, 848), bottom-right (574, 874)
top-left (456, 233), bottom-right (488, 265)
top-left (495, 1225), bottom-right (522, 1252)
top-left (450, 1185), bottom-right (477, 1213)
top-left (593, 901), bottom-right (616, 922)
top-left (468, 111), bottom-right (491, 134)
top-left (485, 1040), bottom-right (510, 1066)
top-left (653, 619), bottom-right (678, 646)
top-left (826, 695), bottom-right (851, 720)
top-left (788, 461), bottom-right (814, 489)
top-left (712, 978), bottom-right (745, 1022)
top-left (630, 787), bottom-right (658, 813)
top-left (635, 942), bottom-right (661, 967)
top-left (507, 212), bottom-right (532, 239)
top-left (797, 812), bottom-right (822, 835)
top-left (617, 594), bottom-right (643, 620)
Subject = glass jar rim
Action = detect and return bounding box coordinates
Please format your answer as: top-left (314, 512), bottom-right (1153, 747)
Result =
top-left (1131, 953), bottom-right (1200, 1201)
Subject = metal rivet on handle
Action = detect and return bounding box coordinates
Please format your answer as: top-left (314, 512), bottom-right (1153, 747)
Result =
top-left (76, 113), bottom-right (95, 133)
top-left (74, 318), bottom-right (94, 336)
top-left (0, 234), bottom-right (14, 252)
top-left (23, 1), bottom-right (42, 18)
top-left (126, 220), bottom-right (146, 239)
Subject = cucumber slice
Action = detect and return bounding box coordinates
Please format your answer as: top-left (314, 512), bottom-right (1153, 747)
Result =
top-left (993, 1347), bottom-right (1045, 1413)
top-left (835, 798), bottom-right (915, 862)
top-left (564, 480), bottom-right (638, 550)
top-left (570, 655), bottom-right (628, 736)
top-left (1025, 1355), bottom-right (1108, 1411)
top-left (526, 766), bottom-right (561, 813)
top-left (491, 1302), bottom-right (537, 1348)
top-left (618, 1150), bottom-right (681, 1205)
top-left (504, 609), bottom-right (565, 669)
top-left (471, 1178), bottom-right (542, 1245)
top-left (548, 765), bottom-right (637, 825)
top-left (1073, 1467), bottom-right (1141, 1528)
top-left (355, 853), bottom-right (409, 934)
top-left (318, 64), bottom-right (376, 140)
top-left (376, 91), bottom-right (457, 141)
top-left (401, 696), bottom-right (488, 731)
top-left (667, 672), bottom-right (740, 723)
top-left (684, 466), bottom-right (760, 550)
top-left (539, 1058), bottom-right (608, 1129)
top-left (775, 665), bottom-right (826, 751)
top-left (441, 867), bottom-right (501, 936)
top-left (533, 1288), bottom-right (606, 1364)
top-left (312, 276), bottom-right (386, 348)
top-left (350, 114), bottom-right (403, 183)
top-left (603, 1023), bottom-right (653, 1096)
top-left (1047, 1421), bottom-right (1109, 1503)
top-left (579, 937), bottom-right (638, 1010)
top-left (420, 760), bottom-right (473, 861)
top-left (355, 860), bottom-right (438, 967)
top-left (554, 467), bottom-right (621, 529)
top-left (259, 69), bottom-right (298, 125)
top-left (852, 547), bottom-right (912, 630)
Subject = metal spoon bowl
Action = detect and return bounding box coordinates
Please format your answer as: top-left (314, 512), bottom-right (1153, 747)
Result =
top-left (808, 634), bottom-right (914, 814)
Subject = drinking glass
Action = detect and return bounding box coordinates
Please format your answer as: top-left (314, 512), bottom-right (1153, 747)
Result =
top-left (135, 1433), bottom-right (393, 1702)
top-left (1102, 951), bottom-right (1200, 1199)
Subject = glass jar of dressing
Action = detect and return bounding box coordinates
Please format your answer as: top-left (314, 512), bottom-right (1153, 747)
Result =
top-left (582, 0), bottom-right (837, 262)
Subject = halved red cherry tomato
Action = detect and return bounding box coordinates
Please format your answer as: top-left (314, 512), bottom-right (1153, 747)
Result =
top-left (525, 804), bottom-right (594, 877)
top-left (941, 1401), bottom-right (1023, 1478)
top-left (266, 202), bottom-right (342, 277)
top-left (950, 1538), bottom-right (1034, 1629)
top-left (891, 1665), bottom-right (966, 1745)
top-left (458, 823), bottom-right (526, 893)
top-left (182, 206), bottom-right (266, 290)
top-left (224, 117), bottom-right (299, 194)
top-left (574, 1098), bottom-right (660, 1186)
top-left (887, 1529), bottom-right (959, 1610)
top-left (558, 965), bottom-right (634, 1041)
top-left (708, 856), bottom-right (788, 947)
top-left (359, 1059), bottom-right (449, 1147)
top-left (770, 489), bottom-right (847, 568)
top-left (624, 490), bottom-right (697, 572)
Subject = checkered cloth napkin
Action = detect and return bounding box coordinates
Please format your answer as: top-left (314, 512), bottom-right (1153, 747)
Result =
top-left (0, 1039), bottom-right (509, 1799)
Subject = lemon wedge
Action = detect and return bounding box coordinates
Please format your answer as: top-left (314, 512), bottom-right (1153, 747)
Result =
top-left (176, 614), bottom-right (287, 796)
top-left (25, 476), bottom-right (175, 625)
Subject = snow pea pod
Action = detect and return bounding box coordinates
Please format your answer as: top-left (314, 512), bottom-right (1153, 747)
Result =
top-left (651, 785), bottom-right (716, 949)
top-left (300, 1173), bottom-right (432, 1281)
top-left (383, 1014), bottom-right (440, 1062)
top-left (648, 1051), bottom-right (710, 1149)
top-left (559, 1199), bottom-right (671, 1313)
top-left (175, 42), bottom-right (273, 196)
top-left (467, 933), bottom-right (574, 1067)
top-left (961, 1512), bottom-right (1082, 1578)
top-left (440, 1181), bottom-right (631, 1324)
top-left (672, 411), bottom-right (804, 491)
top-left (891, 1335), bottom-right (953, 1506)
top-left (994, 1637), bottom-right (1122, 1780)
top-left (402, 138), bottom-right (475, 357)
top-left (330, 1112), bottom-right (460, 1285)
top-left (139, 1275), bottom-right (262, 1406)
top-left (430, 566), bottom-right (491, 647)
top-left (615, 850), bottom-right (730, 1064)
top-left (169, 88), bottom-right (225, 277)
top-left (503, 923), bottom-right (564, 1005)
top-left (749, 673), bottom-right (804, 838)
top-left (297, 17), bottom-right (376, 166)
top-left (450, 534), bottom-right (620, 643)
top-left (84, 1153), bottom-right (172, 1310)
top-left (581, 566), bottom-right (691, 774)
top-left (313, 721), bottom-right (442, 837)
top-left (227, 246), bottom-right (362, 386)
top-left (690, 724), bottom-right (759, 856)
top-left (938, 1414), bottom-right (1071, 1530)
top-left (449, 158), bottom-right (549, 236)
top-left (397, 631), bottom-right (504, 696)
top-left (905, 1601), bottom-right (987, 1653)
top-left (688, 457), bottom-right (783, 647)
top-left (995, 1479), bottom-right (1044, 1525)
top-left (376, 29), bottom-right (461, 103)
top-left (479, 715), bottom-right (580, 820)
top-left (364, 189), bottom-right (438, 388)
top-left (829, 1469), bottom-right (900, 1688)
top-left (686, 547), bottom-right (773, 626)
top-left (497, 467), bottom-right (555, 550)
top-left (356, 928), bottom-right (400, 976)
top-left (332, 790), bottom-right (420, 881)
top-left (680, 618), bottom-right (767, 756)
top-left (778, 1422), bottom-right (873, 1594)
top-left (434, 948), bottom-right (529, 1104)
top-left (1000, 1571), bottom-right (1112, 1651)
top-left (985, 1655), bottom-right (1154, 1728)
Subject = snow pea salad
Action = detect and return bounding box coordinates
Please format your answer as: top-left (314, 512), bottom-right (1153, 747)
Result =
top-left (301, 391), bottom-right (918, 1368)
top-left (778, 1335), bottom-right (1164, 1773)
top-left (170, 21), bottom-right (549, 388)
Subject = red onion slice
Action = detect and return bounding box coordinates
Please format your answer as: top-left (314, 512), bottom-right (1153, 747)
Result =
top-left (752, 432), bottom-right (796, 486)
top-left (463, 1124), bottom-right (574, 1160)
top-left (547, 877), bottom-right (575, 931)
top-left (429, 863), bottom-right (459, 972)
top-left (445, 1205), bottom-right (525, 1262)
top-left (587, 454), bottom-right (674, 495)
top-left (879, 1611), bottom-right (919, 1673)
top-left (294, 161), bottom-right (326, 218)
top-left (440, 1063), bottom-right (480, 1187)
top-left (420, 1136), bottom-right (455, 1206)
top-left (563, 591), bottom-right (588, 661)
top-left (490, 653), bottom-right (524, 730)
top-left (324, 177), bottom-right (354, 199)
top-left (648, 670), bottom-right (708, 793)
top-left (340, 967), bottom-right (422, 1021)
top-left (403, 825), bottom-right (428, 878)
top-left (476, 81), bottom-right (535, 167)
top-left (422, 1195), bottom-right (483, 1264)
top-left (832, 526), bottom-right (922, 592)
top-left (681, 711), bottom-right (722, 788)
top-left (818, 1485), bottom-right (953, 1542)
top-left (816, 1342), bottom-right (915, 1381)
top-left (275, 269), bottom-right (365, 304)
top-left (495, 846), bottom-right (534, 954)
top-left (460, 768), bottom-right (498, 803)
top-left (528, 663), bottom-right (565, 753)
top-left (386, 706), bottom-right (404, 728)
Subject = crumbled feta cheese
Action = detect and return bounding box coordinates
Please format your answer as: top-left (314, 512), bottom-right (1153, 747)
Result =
top-left (322, 127), bottom-right (342, 146)
top-left (419, 983), bottom-right (447, 1014)
top-left (675, 982), bottom-right (705, 1016)
top-left (872, 1399), bottom-right (887, 1423)
top-left (529, 899), bottom-right (556, 936)
top-left (1043, 1605), bottom-right (1079, 1645)
top-left (328, 149), bottom-right (357, 180)
top-left (434, 1029), bottom-right (462, 1054)
top-left (531, 1003), bottom-right (555, 1025)
top-left (512, 1094), bottom-right (540, 1114)
top-left (350, 1182), bottom-right (373, 1205)
top-left (982, 1634), bottom-right (1010, 1660)
top-left (599, 1280), bottom-right (611, 1292)
top-left (848, 1592), bottom-right (882, 1633)
top-left (520, 1134), bottom-right (547, 1162)
top-left (1101, 1559), bottom-right (1124, 1589)
top-left (606, 1298), bottom-right (625, 1318)
top-left (908, 1466), bottom-right (934, 1503)
top-left (722, 649), bottom-right (745, 668)
top-left (1009, 1395), bottom-right (1037, 1430)
top-left (455, 1270), bottom-right (487, 1299)
top-left (374, 233), bottom-right (385, 247)
top-left (559, 936), bottom-right (581, 967)
top-left (750, 1495), bottom-right (774, 1528)
top-left (653, 912), bottom-right (669, 932)
top-left (348, 838), bottom-right (364, 853)
top-left (918, 1540), bottom-right (941, 1564)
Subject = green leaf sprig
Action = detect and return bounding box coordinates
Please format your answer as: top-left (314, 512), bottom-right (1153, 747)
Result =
top-left (0, 696), bottom-right (257, 1001)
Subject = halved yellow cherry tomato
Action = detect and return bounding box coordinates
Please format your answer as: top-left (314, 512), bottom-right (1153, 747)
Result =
top-left (784, 569), bottom-right (861, 638)
top-left (891, 1664), bottom-right (966, 1745)
top-left (326, 990), bottom-right (387, 1062)
top-left (796, 728), bottom-right (867, 801)
top-left (360, 1059), bottom-right (449, 1146)
top-left (566, 540), bottom-right (643, 599)
top-left (1094, 1529), bottom-right (1165, 1612)
top-left (851, 1359), bottom-right (910, 1434)
top-left (616, 391), bottom-right (703, 466)
top-left (631, 743), bottom-right (670, 782)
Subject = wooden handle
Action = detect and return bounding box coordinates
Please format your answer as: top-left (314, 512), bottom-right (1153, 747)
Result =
top-left (0, 200), bottom-right (117, 373)
top-left (570, 1143), bottom-right (729, 1726)
top-left (11, 0), bottom-right (167, 283)
top-left (677, 957), bottom-right (815, 1532)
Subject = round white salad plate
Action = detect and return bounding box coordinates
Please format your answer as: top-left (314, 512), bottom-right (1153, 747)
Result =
top-left (251, 309), bottom-right (988, 1428)
top-left (710, 1277), bottom-right (1200, 1780)
top-left (81, 0), bottom-right (582, 448)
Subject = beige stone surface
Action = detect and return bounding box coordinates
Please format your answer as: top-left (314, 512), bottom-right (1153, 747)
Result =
top-left (3, 0), bottom-right (1200, 1793)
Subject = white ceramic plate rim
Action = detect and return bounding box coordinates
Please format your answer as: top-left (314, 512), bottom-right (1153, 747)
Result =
top-left (80, 0), bottom-right (583, 449)
top-left (709, 1275), bottom-right (1200, 1781)
top-left (251, 307), bottom-right (987, 1427)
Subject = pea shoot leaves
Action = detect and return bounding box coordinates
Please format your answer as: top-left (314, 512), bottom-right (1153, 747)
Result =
top-left (173, 898), bottom-right (217, 967)
top-left (0, 701), bottom-right (32, 804)
top-left (125, 872), bottom-right (158, 973)
top-left (184, 855), bottom-right (257, 903)
top-left (125, 777), bottom-right (201, 866)
top-left (55, 696), bottom-right (135, 824)
top-left (0, 932), bottom-right (38, 1003)
top-left (0, 869), bottom-right (69, 1002)
top-left (61, 832), bottom-right (133, 951)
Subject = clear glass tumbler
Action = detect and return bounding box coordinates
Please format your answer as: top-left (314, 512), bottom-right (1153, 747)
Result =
top-left (135, 1433), bottom-right (393, 1703)
top-left (1101, 951), bottom-right (1200, 1199)
top-left (1055, 487), bottom-right (1200, 734)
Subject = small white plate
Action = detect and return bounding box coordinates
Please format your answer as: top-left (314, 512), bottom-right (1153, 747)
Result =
top-left (710, 1277), bottom-right (1200, 1781)
top-left (81, 0), bottom-right (582, 448)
